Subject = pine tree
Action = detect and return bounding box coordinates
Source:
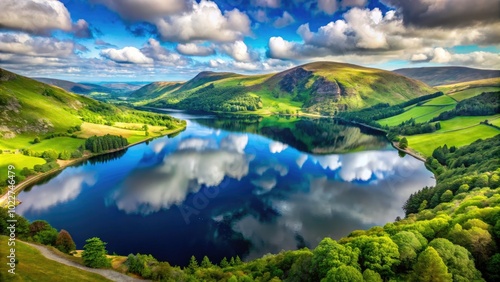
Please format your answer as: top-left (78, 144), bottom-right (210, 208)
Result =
top-left (201, 255), bottom-right (212, 268)
top-left (220, 257), bottom-right (229, 268)
top-left (188, 255), bottom-right (198, 272)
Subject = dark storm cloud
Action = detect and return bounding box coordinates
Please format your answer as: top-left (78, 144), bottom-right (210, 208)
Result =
top-left (382, 0), bottom-right (500, 28)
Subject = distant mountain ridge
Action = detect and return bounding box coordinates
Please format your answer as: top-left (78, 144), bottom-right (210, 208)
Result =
top-left (132, 61), bottom-right (436, 115)
top-left (393, 66), bottom-right (500, 86)
top-left (32, 77), bottom-right (144, 97)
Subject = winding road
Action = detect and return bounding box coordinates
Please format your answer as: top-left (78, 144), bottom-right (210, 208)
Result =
top-left (23, 242), bottom-right (147, 282)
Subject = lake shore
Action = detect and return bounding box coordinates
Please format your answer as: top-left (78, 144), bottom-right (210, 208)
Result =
top-left (0, 125), bottom-right (186, 206)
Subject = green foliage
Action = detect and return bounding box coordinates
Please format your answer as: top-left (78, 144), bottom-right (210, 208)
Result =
top-left (399, 137), bottom-right (408, 149)
top-left (82, 237), bottom-right (111, 268)
top-left (59, 150), bottom-right (71, 160)
top-left (411, 246), bottom-right (452, 282)
top-left (347, 235), bottom-right (400, 278)
top-left (428, 238), bottom-right (482, 281)
top-left (219, 257), bottom-right (229, 268)
top-left (55, 229), bottom-right (76, 254)
top-left (322, 265), bottom-right (363, 282)
top-left (201, 256), bottom-right (213, 268)
top-left (84, 134), bottom-right (128, 153)
top-left (363, 269), bottom-right (383, 282)
top-left (311, 238), bottom-right (359, 280)
top-left (431, 91), bottom-right (500, 122)
top-left (337, 92), bottom-right (443, 128)
top-left (391, 231), bottom-right (426, 271)
top-left (440, 190), bottom-right (454, 202)
top-left (42, 149), bottom-right (59, 160)
top-left (127, 253), bottom-right (158, 278)
top-left (33, 137), bottom-right (40, 144)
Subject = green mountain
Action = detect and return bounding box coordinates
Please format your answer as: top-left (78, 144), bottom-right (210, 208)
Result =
top-left (132, 61), bottom-right (436, 115)
top-left (0, 68), bottom-right (180, 139)
top-left (393, 66), bottom-right (500, 86)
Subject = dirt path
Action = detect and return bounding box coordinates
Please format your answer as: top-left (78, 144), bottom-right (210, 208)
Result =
top-left (23, 242), bottom-right (146, 282)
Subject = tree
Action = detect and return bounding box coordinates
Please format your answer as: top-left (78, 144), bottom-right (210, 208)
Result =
top-left (201, 256), bottom-right (212, 268)
top-left (399, 137), bottom-right (408, 149)
top-left (348, 235), bottom-right (399, 278)
top-left (440, 190), bottom-right (453, 202)
top-left (312, 238), bottom-right (359, 280)
top-left (322, 265), bottom-right (363, 282)
top-left (363, 269), bottom-right (383, 282)
top-left (429, 238), bottom-right (482, 281)
top-left (411, 246), bottom-right (452, 282)
top-left (82, 237), bottom-right (111, 268)
top-left (59, 150), bottom-right (71, 160)
top-left (188, 255), bottom-right (198, 273)
top-left (219, 257), bottom-right (229, 268)
top-left (55, 229), bottom-right (76, 254)
top-left (235, 255), bottom-right (242, 265)
top-left (391, 231), bottom-right (426, 271)
top-left (33, 137), bottom-right (41, 144)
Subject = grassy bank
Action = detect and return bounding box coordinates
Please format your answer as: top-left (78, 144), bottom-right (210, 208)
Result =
top-left (0, 123), bottom-right (186, 206)
top-left (0, 236), bottom-right (111, 282)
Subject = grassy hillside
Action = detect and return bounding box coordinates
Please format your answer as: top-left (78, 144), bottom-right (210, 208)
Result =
top-left (134, 62), bottom-right (435, 115)
top-left (0, 68), bottom-right (186, 189)
top-left (394, 66), bottom-right (499, 86)
top-left (0, 236), bottom-right (110, 282)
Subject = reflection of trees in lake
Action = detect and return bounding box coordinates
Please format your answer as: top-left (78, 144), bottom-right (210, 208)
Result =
top-left (196, 116), bottom-right (387, 154)
top-left (87, 149), bottom-right (127, 165)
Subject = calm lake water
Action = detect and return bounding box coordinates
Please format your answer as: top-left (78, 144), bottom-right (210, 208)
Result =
top-left (17, 112), bottom-right (435, 265)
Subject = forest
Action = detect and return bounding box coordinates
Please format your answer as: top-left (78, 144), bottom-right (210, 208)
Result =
top-left (152, 84), bottom-right (264, 112)
top-left (431, 92), bottom-right (500, 122)
top-left (336, 92), bottom-right (444, 128)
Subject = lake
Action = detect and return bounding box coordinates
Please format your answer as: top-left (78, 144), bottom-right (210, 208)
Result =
top-left (17, 112), bottom-right (435, 266)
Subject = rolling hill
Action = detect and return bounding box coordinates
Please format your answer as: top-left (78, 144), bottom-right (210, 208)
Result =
top-left (132, 61), bottom-right (436, 115)
top-left (33, 77), bottom-right (144, 98)
top-left (33, 77), bottom-right (113, 95)
top-left (0, 68), bottom-right (184, 140)
top-left (393, 66), bottom-right (500, 86)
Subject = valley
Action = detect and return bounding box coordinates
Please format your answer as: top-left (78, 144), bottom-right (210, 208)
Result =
top-left (0, 63), bottom-right (498, 282)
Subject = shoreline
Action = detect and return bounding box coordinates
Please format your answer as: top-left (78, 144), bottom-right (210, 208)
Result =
top-left (391, 141), bottom-right (427, 162)
top-left (0, 125), bottom-right (186, 206)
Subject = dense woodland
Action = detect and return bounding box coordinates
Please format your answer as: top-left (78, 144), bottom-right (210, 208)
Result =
top-left (431, 92), bottom-right (500, 122)
top-left (80, 102), bottom-right (186, 128)
top-left (152, 84), bottom-right (263, 112)
top-left (336, 92), bottom-right (443, 128)
top-left (2, 135), bottom-right (498, 281)
top-left (84, 134), bottom-right (128, 153)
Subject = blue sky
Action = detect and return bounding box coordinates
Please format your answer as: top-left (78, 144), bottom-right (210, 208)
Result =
top-left (0, 0), bottom-right (499, 82)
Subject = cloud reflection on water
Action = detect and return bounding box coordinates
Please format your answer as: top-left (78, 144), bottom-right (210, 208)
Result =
top-left (17, 169), bottom-right (96, 214)
top-left (108, 134), bottom-right (250, 214)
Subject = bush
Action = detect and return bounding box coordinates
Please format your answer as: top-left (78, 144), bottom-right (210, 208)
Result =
top-left (59, 150), bottom-right (71, 160)
top-left (55, 229), bottom-right (76, 254)
top-left (42, 150), bottom-right (59, 160)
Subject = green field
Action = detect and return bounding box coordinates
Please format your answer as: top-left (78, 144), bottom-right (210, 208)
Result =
top-left (27, 137), bottom-right (85, 153)
top-left (378, 105), bottom-right (455, 127)
top-left (0, 154), bottom-right (46, 182)
top-left (422, 95), bottom-right (457, 105)
top-left (491, 118), bottom-right (500, 127)
top-left (0, 236), bottom-right (110, 282)
top-left (449, 86), bottom-right (500, 101)
top-left (436, 115), bottom-right (500, 131)
top-left (406, 124), bottom-right (500, 156)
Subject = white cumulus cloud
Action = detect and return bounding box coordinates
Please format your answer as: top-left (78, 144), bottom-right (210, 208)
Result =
top-left (101, 46), bottom-right (153, 64)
